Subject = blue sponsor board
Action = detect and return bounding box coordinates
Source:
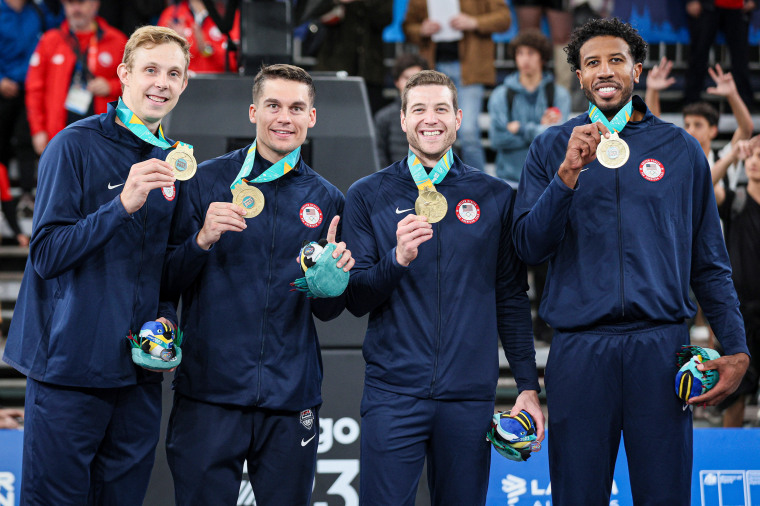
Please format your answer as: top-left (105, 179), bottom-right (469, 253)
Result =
top-left (2, 427), bottom-right (759, 505)
top-left (487, 429), bottom-right (760, 506)
top-left (0, 430), bottom-right (22, 506)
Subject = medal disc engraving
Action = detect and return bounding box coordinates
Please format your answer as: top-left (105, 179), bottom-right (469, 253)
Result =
top-left (167, 146), bottom-right (197, 181)
top-left (415, 190), bottom-right (448, 223)
top-left (232, 185), bottom-right (265, 218)
top-left (597, 133), bottom-right (629, 169)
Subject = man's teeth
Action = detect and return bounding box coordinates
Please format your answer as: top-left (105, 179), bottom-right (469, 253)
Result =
top-left (598, 87), bottom-right (615, 93)
top-left (149, 95), bottom-right (168, 102)
top-left (423, 131), bottom-right (442, 136)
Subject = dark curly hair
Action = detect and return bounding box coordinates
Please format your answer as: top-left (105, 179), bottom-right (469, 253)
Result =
top-left (564, 18), bottom-right (647, 72)
top-left (508, 29), bottom-right (552, 65)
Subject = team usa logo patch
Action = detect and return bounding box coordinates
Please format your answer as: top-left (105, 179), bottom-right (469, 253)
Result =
top-left (300, 409), bottom-right (315, 430)
top-left (161, 183), bottom-right (176, 201)
top-left (300, 203), bottom-right (323, 228)
top-left (639, 159), bottom-right (665, 182)
top-left (456, 199), bottom-right (480, 224)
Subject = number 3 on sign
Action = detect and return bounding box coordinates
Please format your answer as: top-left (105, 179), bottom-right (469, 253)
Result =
top-left (313, 459), bottom-right (359, 506)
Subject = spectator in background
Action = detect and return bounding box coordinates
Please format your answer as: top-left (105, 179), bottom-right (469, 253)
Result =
top-left (159, 0), bottom-right (240, 74)
top-left (25, 0), bottom-right (126, 156)
top-left (374, 53), bottom-right (429, 169)
top-left (647, 58), bottom-right (753, 188)
top-left (0, 407), bottom-right (23, 429)
top-left (99, 0), bottom-right (164, 37)
top-left (684, 0), bottom-right (755, 110)
top-left (403, 0), bottom-right (510, 171)
top-left (0, 0), bottom-right (61, 242)
top-left (512, 0), bottom-right (574, 91)
top-left (711, 136), bottom-right (760, 428)
top-left (488, 29), bottom-right (570, 188)
top-left (314, 0), bottom-right (392, 114)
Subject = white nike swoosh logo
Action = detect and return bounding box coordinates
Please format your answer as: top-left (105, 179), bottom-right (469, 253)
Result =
top-left (108, 182), bottom-right (124, 189)
top-left (301, 434), bottom-right (316, 446)
top-left (682, 404), bottom-right (690, 411)
top-left (396, 207), bottom-right (414, 214)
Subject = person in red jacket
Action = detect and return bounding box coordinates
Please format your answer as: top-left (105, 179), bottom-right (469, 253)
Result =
top-left (25, 0), bottom-right (126, 156)
top-left (158, 0), bottom-right (239, 74)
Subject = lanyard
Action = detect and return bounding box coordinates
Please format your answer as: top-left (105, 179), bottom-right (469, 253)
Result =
top-left (406, 148), bottom-right (453, 191)
top-left (230, 140), bottom-right (300, 191)
top-left (115, 97), bottom-right (190, 150)
top-left (587, 100), bottom-right (633, 134)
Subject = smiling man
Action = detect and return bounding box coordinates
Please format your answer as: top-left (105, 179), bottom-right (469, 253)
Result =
top-left (3, 26), bottom-right (190, 505)
top-left (161, 63), bottom-right (354, 506)
top-left (342, 70), bottom-right (542, 505)
top-left (513, 18), bottom-right (749, 504)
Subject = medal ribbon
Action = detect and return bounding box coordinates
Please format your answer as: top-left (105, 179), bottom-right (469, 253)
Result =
top-left (115, 97), bottom-right (191, 151)
top-left (230, 140), bottom-right (300, 191)
top-left (406, 148), bottom-right (453, 191)
top-left (587, 99), bottom-right (633, 133)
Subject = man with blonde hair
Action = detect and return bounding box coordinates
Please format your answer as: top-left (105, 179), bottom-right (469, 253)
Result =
top-left (3, 25), bottom-right (191, 505)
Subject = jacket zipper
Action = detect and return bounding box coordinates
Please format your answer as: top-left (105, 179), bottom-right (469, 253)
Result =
top-left (257, 181), bottom-right (278, 404)
top-left (429, 221), bottom-right (441, 398)
top-left (615, 168), bottom-right (625, 317)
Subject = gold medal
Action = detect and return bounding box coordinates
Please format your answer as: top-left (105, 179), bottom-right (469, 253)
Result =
top-left (415, 189), bottom-right (448, 223)
top-left (232, 185), bottom-right (265, 218)
top-left (166, 145), bottom-right (197, 181)
top-left (596, 132), bottom-right (629, 169)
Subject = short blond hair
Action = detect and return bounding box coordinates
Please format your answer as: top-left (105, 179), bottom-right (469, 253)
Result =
top-left (122, 26), bottom-right (191, 76)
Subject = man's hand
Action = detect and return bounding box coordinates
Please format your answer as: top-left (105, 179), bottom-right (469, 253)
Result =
top-left (557, 121), bottom-right (610, 188)
top-left (540, 107), bottom-right (562, 126)
top-left (510, 390), bottom-right (545, 442)
top-left (0, 408), bottom-right (24, 429)
top-left (325, 215), bottom-right (354, 272)
top-left (0, 77), bottom-right (19, 98)
top-left (86, 77), bottom-right (111, 96)
top-left (450, 13), bottom-right (477, 31)
top-left (196, 202), bottom-right (247, 250)
top-left (507, 121), bottom-right (521, 134)
top-left (688, 352), bottom-right (750, 406)
top-left (646, 57), bottom-right (675, 91)
top-left (120, 159), bottom-right (176, 214)
top-left (706, 64), bottom-right (738, 98)
top-left (32, 131), bottom-right (49, 155)
top-left (420, 19), bottom-right (441, 37)
top-left (395, 214), bottom-right (433, 267)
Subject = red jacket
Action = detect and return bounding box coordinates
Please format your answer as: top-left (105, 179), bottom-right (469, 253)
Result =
top-left (25, 17), bottom-right (126, 139)
top-left (158, 2), bottom-right (239, 73)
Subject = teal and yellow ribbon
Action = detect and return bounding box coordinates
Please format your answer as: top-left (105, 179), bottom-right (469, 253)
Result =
top-left (587, 99), bottom-right (633, 134)
top-left (406, 148), bottom-right (453, 191)
top-left (230, 140), bottom-right (301, 191)
top-left (115, 97), bottom-right (191, 151)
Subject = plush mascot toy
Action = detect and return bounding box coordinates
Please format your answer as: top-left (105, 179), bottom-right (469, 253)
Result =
top-left (291, 238), bottom-right (349, 298)
top-left (675, 345), bottom-right (720, 403)
top-left (487, 410), bottom-right (541, 462)
top-left (128, 320), bottom-right (183, 370)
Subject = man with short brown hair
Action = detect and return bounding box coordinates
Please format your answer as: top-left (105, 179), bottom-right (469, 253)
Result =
top-left (343, 70), bottom-right (542, 505)
top-left (4, 25), bottom-right (191, 505)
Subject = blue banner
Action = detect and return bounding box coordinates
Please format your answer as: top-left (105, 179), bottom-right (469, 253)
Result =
top-left (487, 428), bottom-right (760, 505)
top-left (0, 430), bottom-right (22, 506)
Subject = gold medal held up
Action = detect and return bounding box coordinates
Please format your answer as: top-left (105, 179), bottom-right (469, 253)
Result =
top-left (232, 184), bottom-right (265, 219)
top-left (167, 145), bottom-right (197, 181)
top-left (597, 132), bottom-right (629, 169)
top-left (415, 189), bottom-right (448, 223)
